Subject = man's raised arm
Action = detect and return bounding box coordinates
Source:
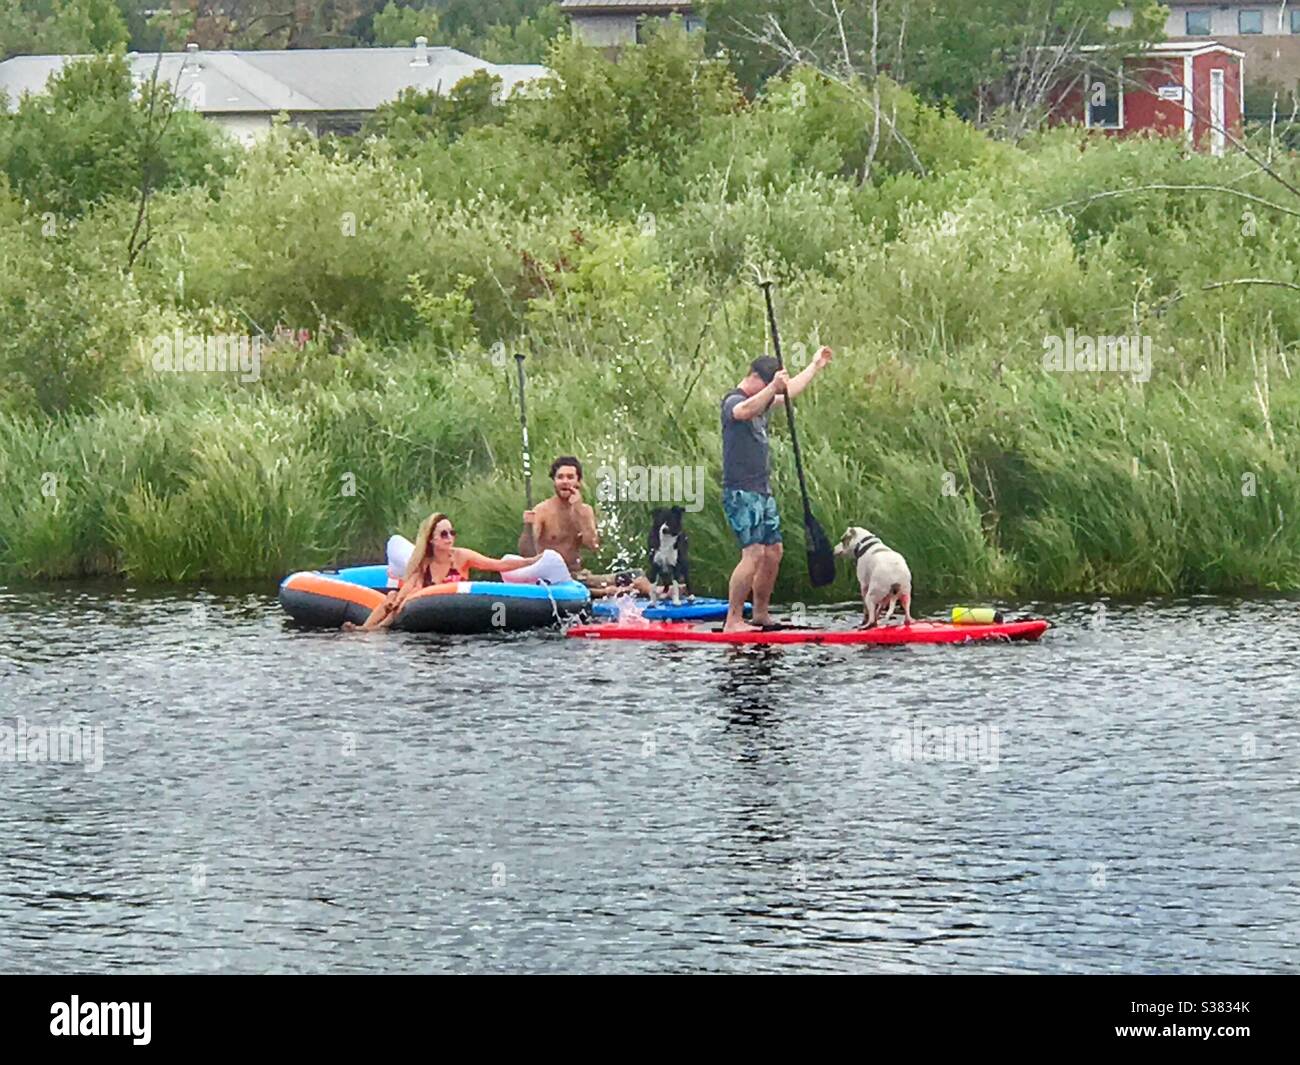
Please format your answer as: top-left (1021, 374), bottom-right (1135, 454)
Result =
top-left (773, 346), bottom-right (832, 406)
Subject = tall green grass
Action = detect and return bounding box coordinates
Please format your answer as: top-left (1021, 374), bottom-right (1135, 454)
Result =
top-left (2, 324), bottom-right (1296, 597)
top-left (2, 67), bottom-right (1299, 598)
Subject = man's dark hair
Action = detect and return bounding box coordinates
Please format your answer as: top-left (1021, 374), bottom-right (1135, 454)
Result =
top-left (749, 356), bottom-right (779, 384)
top-left (550, 455), bottom-right (583, 480)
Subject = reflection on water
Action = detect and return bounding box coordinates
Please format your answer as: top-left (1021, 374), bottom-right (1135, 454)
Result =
top-left (0, 583), bottom-right (1297, 973)
top-left (714, 648), bottom-right (788, 719)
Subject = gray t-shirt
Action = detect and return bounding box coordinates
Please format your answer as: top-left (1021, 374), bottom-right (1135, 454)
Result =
top-left (721, 388), bottom-right (772, 494)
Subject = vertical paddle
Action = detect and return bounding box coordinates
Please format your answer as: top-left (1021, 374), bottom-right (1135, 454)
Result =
top-left (759, 279), bottom-right (837, 587)
top-left (515, 353), bottom-right (537, 556)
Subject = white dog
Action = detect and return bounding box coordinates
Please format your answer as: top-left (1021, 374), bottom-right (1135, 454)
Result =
top-left (833, 526), bottom-right (913, 628)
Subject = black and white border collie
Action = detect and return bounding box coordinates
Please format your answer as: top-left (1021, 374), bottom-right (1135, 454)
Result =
top-left (648, 506), bottom-right (690, 602)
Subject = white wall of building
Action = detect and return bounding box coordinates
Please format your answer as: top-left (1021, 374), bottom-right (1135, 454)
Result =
top-left (1165, 5), bottom-right (1293, 37)
top-left (571, 14), bottom-right (639, 46)
top-left (212, 113), bottom-right (273, 146)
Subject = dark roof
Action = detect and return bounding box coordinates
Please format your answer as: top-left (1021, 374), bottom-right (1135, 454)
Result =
top-left (561, 2), bottom-right (695, 10)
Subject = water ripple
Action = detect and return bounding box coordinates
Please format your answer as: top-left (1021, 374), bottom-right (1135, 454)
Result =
top-left (0, 584), bottom-right (1296, 972)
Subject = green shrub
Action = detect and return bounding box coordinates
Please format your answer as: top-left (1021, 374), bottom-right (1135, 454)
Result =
top-left (0, 197), bottom-right (152, 414)
top-left (361, 70), bottom-right (507, 151)
top-left (0, 52), bottom-right (231, 219)
top-left (522, 22), bottom-right (741, 192)
top-left (1, 51), bottom-right (1298, 598)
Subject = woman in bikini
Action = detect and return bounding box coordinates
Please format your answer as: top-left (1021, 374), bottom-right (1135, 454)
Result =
top-left (344, 512), bottom-right (542, 631)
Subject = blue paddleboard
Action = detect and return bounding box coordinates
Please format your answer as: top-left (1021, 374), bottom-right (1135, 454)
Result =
top-left (591, 597), bottom-right (749, 621)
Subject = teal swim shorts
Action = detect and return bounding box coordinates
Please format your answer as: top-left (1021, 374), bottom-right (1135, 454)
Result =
top-left (722, 489), bottom-right (782, 548)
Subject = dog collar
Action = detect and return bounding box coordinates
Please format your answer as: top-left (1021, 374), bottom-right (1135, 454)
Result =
top-left (853, 536), bottom-right (880, 560)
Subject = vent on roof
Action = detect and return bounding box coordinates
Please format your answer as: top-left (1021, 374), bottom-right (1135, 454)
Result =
top-left (185, 42), bottom-right (202, 72)
top-left (411, 36), bottom-right (430, 67)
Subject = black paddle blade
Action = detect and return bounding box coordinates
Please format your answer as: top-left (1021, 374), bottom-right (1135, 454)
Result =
top-left (804, 513), bottom-right (838, 587)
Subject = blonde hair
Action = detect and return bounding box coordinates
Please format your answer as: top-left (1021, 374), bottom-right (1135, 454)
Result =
top-left (404, 512), bottom-right (451, 585)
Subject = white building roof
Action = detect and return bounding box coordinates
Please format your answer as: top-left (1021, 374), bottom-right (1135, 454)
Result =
top-left (1081, 40), bottom-right (1246, 60)
top-left (0, 45), bottom-right (548, 115)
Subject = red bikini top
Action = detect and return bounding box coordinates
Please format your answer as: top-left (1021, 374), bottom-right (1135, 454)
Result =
top-left (399, 561), bottom-right (465, 589)
top-left (429, 552), bottom-right (467, 585)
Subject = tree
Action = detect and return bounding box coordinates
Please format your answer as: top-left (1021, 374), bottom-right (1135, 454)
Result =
top-left (523, 19), bottom-right (741, 191)
top-left (144, 2), bottom-right (374, 50)
top-left (369, 2), bottom-right (562, 60)
top-left (0, 51), bottom-right (229, 218)
top-left (0, 0), bottom-right (130, 59)
top-left (140, 1), bottom-right (560, 55)
top-left (469, 5), bottom-right (565, 64)
top-left (370, 1), bottom-right (439, 46)
top-left (362, 68), bottom-right (505, 148)
top-left (702, 0), bottom-right (1166, 129)
top-left (436, 1), bottom-right (553, 41)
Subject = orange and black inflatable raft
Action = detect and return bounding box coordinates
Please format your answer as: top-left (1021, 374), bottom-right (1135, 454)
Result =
top-left (278, 569), bottom-right (590, 634)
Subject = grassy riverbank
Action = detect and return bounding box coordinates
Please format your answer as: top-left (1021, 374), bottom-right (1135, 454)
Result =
top-left (2, 35), bottom-right (1298, 599)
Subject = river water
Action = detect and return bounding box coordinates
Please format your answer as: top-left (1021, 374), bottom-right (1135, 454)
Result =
top-left (1, 584), bottom-right (1296, 973)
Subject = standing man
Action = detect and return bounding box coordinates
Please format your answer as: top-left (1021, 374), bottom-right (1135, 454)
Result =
top-left (721, 347), bottom-right (832, 632)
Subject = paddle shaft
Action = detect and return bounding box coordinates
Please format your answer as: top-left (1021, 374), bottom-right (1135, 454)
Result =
top-left (759, 282), bottom-right (816, 523)
top-left (515, 353), bottom-right (536, 554)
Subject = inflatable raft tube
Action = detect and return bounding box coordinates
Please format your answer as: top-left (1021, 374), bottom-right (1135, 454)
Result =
top-left (392, 580), bottom-right (588, 634)
top-left (279, 571), bottom-right (590, 633)
top-left (279, 571), bottom-right (388, 627)
top-left (566, 618), bottom-right (1050, 645)
top-left (590, 596), bottom-right (748, 622)
top-left (301, 551), bottom-right (575, 595)
top-left (326, 563), bottom-right (393, 590)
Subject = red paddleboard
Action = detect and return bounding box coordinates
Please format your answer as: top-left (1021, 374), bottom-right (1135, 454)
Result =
top-left (566, 619), bottom-right (1050, 645)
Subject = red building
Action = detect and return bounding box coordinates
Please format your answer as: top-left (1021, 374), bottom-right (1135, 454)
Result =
top-left (1050, 41), bottom-right (1244, 154)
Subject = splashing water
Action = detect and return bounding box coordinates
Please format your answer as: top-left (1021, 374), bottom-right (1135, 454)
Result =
top-left (592, 394), bottom-right (638, 574)
top-left (610, 592), bottom-right (650, 627)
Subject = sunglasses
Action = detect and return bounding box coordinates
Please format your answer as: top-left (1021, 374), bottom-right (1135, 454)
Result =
top-left (436, 529), bottom-right (456, 539)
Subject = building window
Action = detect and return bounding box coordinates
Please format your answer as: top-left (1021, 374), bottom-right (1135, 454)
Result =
top-left (637, 14), bottom-right (705, 42)
top-left (635, 16), bottom-right (662, 44)
top-left (1239, 10), bottom-right (1263, 34)
top-left (1085, 72), bottom-right (1122, 129)
top-left (1292, 9), bottom-right (1300, 33)
top-left (1185, 11), bottom-right (1211, 35)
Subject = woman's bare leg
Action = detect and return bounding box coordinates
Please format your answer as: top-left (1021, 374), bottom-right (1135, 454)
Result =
top-left (345, 592), bottom-right (400, 631)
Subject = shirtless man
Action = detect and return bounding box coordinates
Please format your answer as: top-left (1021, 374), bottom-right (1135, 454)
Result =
top-left (522, 456), bottom-right (656, 598)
